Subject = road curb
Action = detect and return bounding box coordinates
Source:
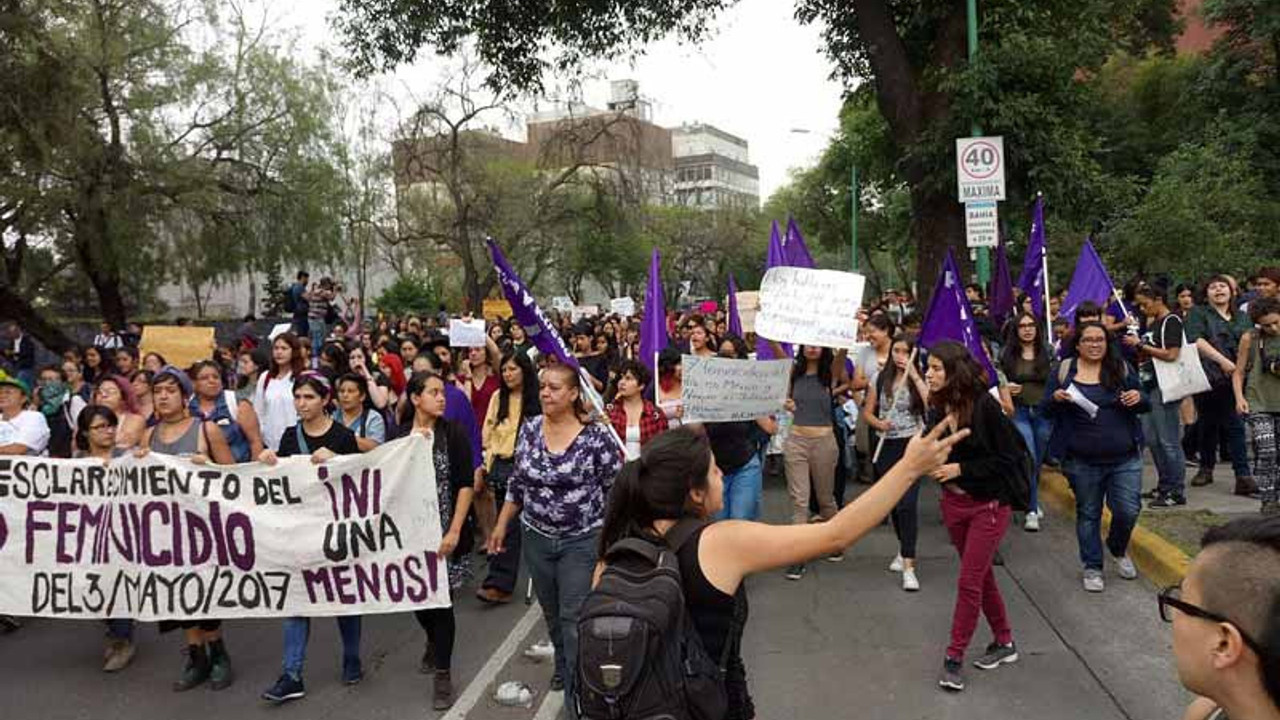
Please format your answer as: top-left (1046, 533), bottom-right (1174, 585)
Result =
top-left (1038, 469), bottom-right (1190, 588)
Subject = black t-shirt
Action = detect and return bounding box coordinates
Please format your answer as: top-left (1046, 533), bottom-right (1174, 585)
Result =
top-left (1138, 313), bottom-right (1184, 385)
top-left (706, 421), bottom-right (756, 474)
top-left (579, 354), bottom-right (610, 389)
top-left (277, 420), bottom-right (360, 457)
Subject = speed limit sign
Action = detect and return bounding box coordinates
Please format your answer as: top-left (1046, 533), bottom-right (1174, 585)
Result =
top-left (956, 136), bottom-right (1006, 202)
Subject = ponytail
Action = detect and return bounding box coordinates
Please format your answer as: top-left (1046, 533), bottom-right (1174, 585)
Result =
top-left (597, 426), bottom-right (713, 556)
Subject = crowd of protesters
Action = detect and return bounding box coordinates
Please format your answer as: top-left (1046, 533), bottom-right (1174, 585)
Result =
top-left (1, 264), bottom-right (1279, 715)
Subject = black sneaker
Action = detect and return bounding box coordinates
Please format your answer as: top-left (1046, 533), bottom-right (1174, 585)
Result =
top-left (938, 658), bottom-right (965, 692)
top-left (1148, 494), bottom-right (1187, 509)
top-left (262, 674), bottom-right (306, 704)
top-left (973, 642), bottom-right (1019, 670)
top-left (1141, 488), bottom-right (1160, 500)
top-left (784, 563), bottom-right (806, 581)
top-left (550, 673), bottom-right (564, 692)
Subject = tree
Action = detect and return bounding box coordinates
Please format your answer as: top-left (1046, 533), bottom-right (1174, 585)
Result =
top-left (1, 0), bottom-right (346, 348)
top-left (331, 0), bottom-right (1177, 304)
top-left (374, 274), bottom-right (441, 317)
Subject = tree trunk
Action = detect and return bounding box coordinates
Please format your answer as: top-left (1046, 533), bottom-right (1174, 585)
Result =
top-left (0, 285), bottom-right (77, 352)
top-left (909, 183), bottom-right (967, 306)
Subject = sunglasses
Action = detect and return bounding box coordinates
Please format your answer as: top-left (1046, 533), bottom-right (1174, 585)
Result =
top-left (1158, 584), bottom-right (1268, 658)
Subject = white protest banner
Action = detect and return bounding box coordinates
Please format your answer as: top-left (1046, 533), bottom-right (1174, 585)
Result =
top-left (448, 318), bottom-right (487, 347)
top-left (551, 296), bottom-right (574, 312)
top-left (571, 305), bottom-right (600, 322)
top-left (682, 355), bottom-right (792, 423)
top-left (0, 435), bottom-right (448, 620)
top-left (755, 267), bottom-right (866, 349)
top-left (610, 297), bottom-right (636, 317)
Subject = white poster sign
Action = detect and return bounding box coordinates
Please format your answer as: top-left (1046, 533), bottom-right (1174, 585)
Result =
top-left (571, 305), bottom-right (600, 322)
top-left (0, 436), bottom-right (448, 620)
top-left (610, 297), bottom-right (636, 317)
top-left (755, 267), bottom-right (866, 349)
top-left (448, 318), bottom-right (487, 347)
top-left (734, 291), bottom-right (760, 334)
top-left (956, 136), bottom-right (1006, 202)
top-left (551, 296), bottom-right (574, 313)
top-left (268, 323), bottom-right (293, 341)
top-left (965, 201), bottom-right (999, 248)
top-left (682, 355), bottom-right (792, 423)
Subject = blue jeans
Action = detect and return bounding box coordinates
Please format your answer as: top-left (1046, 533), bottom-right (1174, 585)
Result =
top-left (716, 455), bottom-right (763, 521)
top-left (281, 616), bottom-right (362, 680)
top-left (1012, 404), bottom-right (1052, 512)
top-left (1065, 453), bottom-right (1143, 571)
top-left (1140, 385), bottom-right (1187, 497)
top-left (308, 321), bottom-right (326, 363)
top-left (522, 525), bottom-right (598, 718)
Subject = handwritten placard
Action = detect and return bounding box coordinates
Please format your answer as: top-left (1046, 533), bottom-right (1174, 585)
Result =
top-left (448, 319), bottom-right (487, 347)
top-left (756, 268), bottom-right (866, 349)
top-left (551, 296), bottom-right (574, 312)
top-left (0, 436), bottom-right (447, 620)
top-left (571, 305), bottom-right (600, 322)
top-left (610, 297), bottom-right (636, 317)
top-left (681, 355), bottom-right (792, 423)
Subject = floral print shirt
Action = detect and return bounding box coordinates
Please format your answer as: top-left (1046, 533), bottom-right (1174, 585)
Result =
top-left (508, 416), bottom-right (623, 538)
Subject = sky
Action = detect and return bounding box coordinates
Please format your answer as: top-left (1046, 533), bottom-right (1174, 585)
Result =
top-left (273, 0), bottom-right (849, 200)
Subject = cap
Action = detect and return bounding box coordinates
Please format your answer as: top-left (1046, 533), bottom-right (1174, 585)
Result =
top-left (0, 371), bottom-right (31, 397)
top-left (152, 365), bottom-right (193, 397)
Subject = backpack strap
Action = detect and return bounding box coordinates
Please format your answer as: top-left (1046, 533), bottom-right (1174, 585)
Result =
top-left (662, 517), bottom-right (709, 554)
top-left (295, 423), bottom-right (309, 455)
top-left (604, 537), bottom-right (664, 565)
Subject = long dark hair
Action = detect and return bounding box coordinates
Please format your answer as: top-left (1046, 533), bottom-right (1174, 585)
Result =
top-left (496, 350), bottom-right (540, 424)
top-left (876, 335), bottom-right (924, 419)
top-left (1074, 321), bottom-right (1128, 390)
top-left (927, 341), bottom-right (987, 429)
top-left (76, 405), bottom-right (118, 453)
top-left (270, 332), bottom-right (306, 378)
top-left (999, 311), bottom-right (1050, 379)
top-left (790, 345), bottom-right (834, 388)
top-left (598, 426), bottom-right (714, 555)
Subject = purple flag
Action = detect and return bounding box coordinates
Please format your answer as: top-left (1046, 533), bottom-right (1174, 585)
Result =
top-left (639, 248), bottom-right (668, 374)
top-left (919, 249), bottom-right (998, 386)
top-left (727, 274), bottom-right (743, 338)
top-left (783, 216), bottom-right (816, 269)
top-left (488, 239), bottom-right (580, 371)
top-left (1016, 196), bottom-right (1047, 317)
top-left (1058, 240), bottom-right (1119, 327)
top-left (755, 221), bottom-right (791, 360)
top-left (989, 241), bottom-right (1015, 323)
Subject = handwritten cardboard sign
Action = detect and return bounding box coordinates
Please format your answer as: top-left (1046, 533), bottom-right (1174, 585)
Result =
top-left (139, 326), bottom-right (216, 369)
top-left (610, 297), bottom-right (636, 317)
top-left (756, 268), bottom-right (866, 349)
top-left (681, 355), bottom-right (792, 423)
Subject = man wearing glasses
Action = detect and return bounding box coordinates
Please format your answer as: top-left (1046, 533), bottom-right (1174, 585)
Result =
top-left (1162, 516), bottom-right (1280, 720)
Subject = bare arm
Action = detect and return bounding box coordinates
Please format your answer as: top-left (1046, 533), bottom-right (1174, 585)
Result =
top-left (1233, 331), bottom-right (1252, 413)
top-left (1195, 338), bottom-right (1234, 370)
top-left (237, 401), bottom-right (265, 459)
top-left (200, 422), bottom-right (236, 465)
top-left (699, 422), bottom-right (968, 593)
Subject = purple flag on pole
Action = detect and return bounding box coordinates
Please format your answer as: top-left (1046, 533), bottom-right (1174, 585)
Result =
top-left (1058, 240), bottom-right (1119, 327)
top-left (727, 273), bottom-right (743, 338)
top-left (783, 216), bottom-right (816, 269)
top-left (639, 248), bottom-right (668, 372)
top-left (488, 239), bottom-right (580, 371)
top-left (1017, 196), bottom-right (1047, 317)
top-left (919, 249), bottom-right (998, 386)
top-left (989, 241), bottom-right (1015, 323)
top-left (755, 221), bottom-right (791, 360)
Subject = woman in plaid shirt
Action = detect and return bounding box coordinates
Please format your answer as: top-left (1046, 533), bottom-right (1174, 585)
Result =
top-left (606, 359), bottom-right (670, 460)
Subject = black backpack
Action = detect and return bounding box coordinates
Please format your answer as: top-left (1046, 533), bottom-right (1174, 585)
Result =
top-left (576, 519), bottom-right (729, 720)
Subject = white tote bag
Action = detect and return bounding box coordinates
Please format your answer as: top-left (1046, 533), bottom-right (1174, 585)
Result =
top-left (1153, 326), bottom-right (1211, 402)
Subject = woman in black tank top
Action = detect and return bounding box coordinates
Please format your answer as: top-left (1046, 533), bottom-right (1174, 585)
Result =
top-left (596, 422), bottom-right (969, 718)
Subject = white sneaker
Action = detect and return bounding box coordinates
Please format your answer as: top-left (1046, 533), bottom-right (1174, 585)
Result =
top-left (1024, 513), bottom-right (1040, 532)
top-left (889, 555), bottom-right (905, 573)
top-left (1083, 569), bottom-right (1105, 593)
top-left (1116, 555), bottom-right (1138, 580)
top-left (902, 568), bottom-right (920, 592)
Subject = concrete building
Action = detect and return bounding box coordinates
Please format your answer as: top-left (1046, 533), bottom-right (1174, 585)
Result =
top-left (672, 123), bottom-right (761, 209)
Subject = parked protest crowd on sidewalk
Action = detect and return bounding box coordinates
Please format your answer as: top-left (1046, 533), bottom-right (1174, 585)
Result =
top-left (2, 220), bottom-right (1279, 720)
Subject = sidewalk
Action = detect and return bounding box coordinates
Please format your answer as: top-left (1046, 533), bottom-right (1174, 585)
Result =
top-left (1039, 455), bottom-right (1259, 587)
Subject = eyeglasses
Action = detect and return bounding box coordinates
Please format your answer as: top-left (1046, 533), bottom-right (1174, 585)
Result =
top-left (1158, 584), bottom-right (1268, 657)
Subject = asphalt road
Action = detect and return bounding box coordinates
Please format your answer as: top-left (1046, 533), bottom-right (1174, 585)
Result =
top-left (0, 476), bottom-right (1188, 720)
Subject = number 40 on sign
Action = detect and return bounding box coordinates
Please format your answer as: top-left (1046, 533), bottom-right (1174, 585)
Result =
top-left (955, 136), bottom-right (1006, 202)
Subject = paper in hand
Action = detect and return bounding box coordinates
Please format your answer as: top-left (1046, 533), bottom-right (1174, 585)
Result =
top-left (1065, 383), bottom-right (1099, 419)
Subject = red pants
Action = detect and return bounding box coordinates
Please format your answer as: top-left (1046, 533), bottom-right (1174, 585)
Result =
top-left (941, 492), bottom-right (1013, 661)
